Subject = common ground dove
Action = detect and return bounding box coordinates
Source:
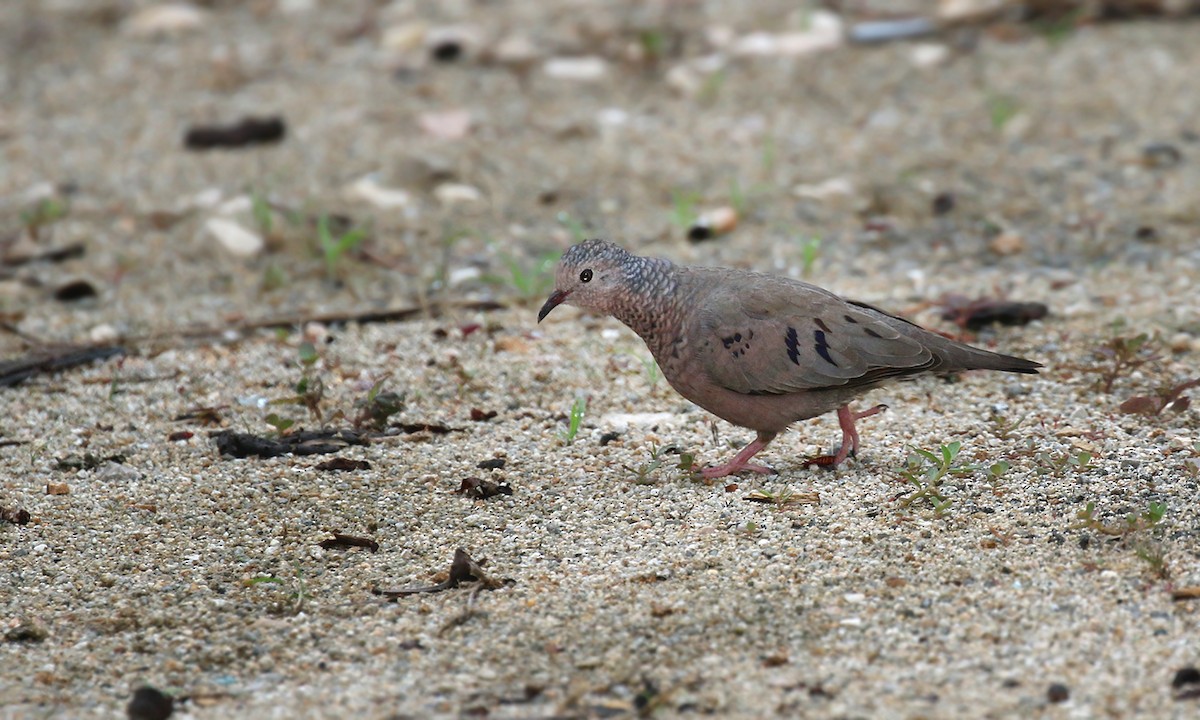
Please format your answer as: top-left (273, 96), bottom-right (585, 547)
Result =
top-left (538, 239), bottom-right (1042, 478)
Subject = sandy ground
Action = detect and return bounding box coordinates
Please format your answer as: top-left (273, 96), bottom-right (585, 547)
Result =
top-left (2, 1), bottom-right (1200, 718)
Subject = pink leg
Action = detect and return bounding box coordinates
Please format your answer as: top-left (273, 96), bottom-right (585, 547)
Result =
top-left (701, 431), bottom-right (778, 479)
top-left (806, 403), bottom-right (887, 468)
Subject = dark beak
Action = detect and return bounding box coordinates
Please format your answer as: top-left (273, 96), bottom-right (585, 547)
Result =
top-left (537, 289), bottom-right (570, 323)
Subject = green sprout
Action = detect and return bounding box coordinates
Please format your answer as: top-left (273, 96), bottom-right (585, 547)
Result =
top-left (669, 190), bottom-right (701, 230)
top-left (799, 236), bottom-right (822, 277)
top-left (987, 94), bottom-right (1020, 132)
top-left (317, 214), bottom-right (367, 279)
top-left (624, 443), bottom-right (694, 484)
top-left (898, 441), bottom-right (977, 514)
top-left (21, 196), bottom-right (70, 238)
top-left (559, 396), bottom-right (587, 444)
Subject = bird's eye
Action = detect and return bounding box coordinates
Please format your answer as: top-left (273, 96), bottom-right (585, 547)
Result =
top-left (579, 269), bottom-right (593, 283)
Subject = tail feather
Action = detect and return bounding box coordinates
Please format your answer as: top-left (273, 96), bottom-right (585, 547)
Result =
top-left (948, 344), bottom-right (1042, 375)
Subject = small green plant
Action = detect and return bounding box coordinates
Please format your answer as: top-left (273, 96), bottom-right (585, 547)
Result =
top-left (317, 214), bottom-right (367, 279)
top-left (1037, 448), bottom-right (1093, 477)
top-left (1072, 501), bottom-right (1171, 579)
top-left (987, 94), bottom-right (1020, 132)
top-left (668, 190), bottom-right (701, 230)
top-left (1081, 332), bottom-right (1161, 393)
top-left (745, 486), bottom-right (819, 509)
top-left (486, 250), bottom-right (558, 300)
top-left (988, 412), bottom-right (1026, 441)
top-left (264, 413), bottom-right (295, 435)
top-left (352, 379), bottom-right (405, 432)
top-left (261, 263), bottom-right (287, 292)
top-left (21, 196), bottom-right (69, 239)
top-left (637, 28), bottom-right (666, 62)
top-left (987, 460), bottom-right (1010, 483)
top-left (268, 341), bottom-right (326, 427)
top-left (559, 396), bottom-right (587, 444)
top-left (245, 562), bottom-right (309, 616)
top-left (640, 356), bottom-right (662, 389)
top-left (798, 236), bottom-right (822, 277)
top-left (1070, 500), bottom-right (1167, 536)
top-left (729, 179), bottom-right (747, 216)
top-left (1033, 8), bottom-right (1083, 47)
top-left (623, 443), bottom-right (694, 484)
top-left (251, 191), bottom-right (274, 236)
top-left (897, 441), bottom-right (977, 514)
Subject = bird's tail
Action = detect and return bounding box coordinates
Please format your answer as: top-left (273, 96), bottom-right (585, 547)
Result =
top-left (948, 344), bottom-right (1042, 374)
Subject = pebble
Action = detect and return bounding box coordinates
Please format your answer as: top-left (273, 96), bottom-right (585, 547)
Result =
top-left (433, 183), bottom-right (484, 205)
top-left (205, 217), bottom-right (264, 257)
top-left (600, 412), bottom-right (677, 431)
top-left (381, 22), bottom-right (428, 53)
top-left (793, 177), bottom-right (855, 202)
top-left (419, 109), bottom-right (472, 140)
top-left (123, 3), bottom-right (208, 37)
top-left (731, 12), bottom-right (843, 57)
top-left (542, 56), bottom-right (609, 81)
top-left (89, 324), bottom-right (121, 344)
top-left (939, 0), bottom-right (1007, 22)
top-left (989, 231), bottom-right (1025, 256)
top-left (345, 175), bottom-right (412, 209)
top-left (910, 43), bottom-right (951, 68)
top-left (489, 35), bottom-right (541, 72)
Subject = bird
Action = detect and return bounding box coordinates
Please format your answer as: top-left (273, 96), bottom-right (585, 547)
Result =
top-left (537, 239), bottom-right (1042, 479)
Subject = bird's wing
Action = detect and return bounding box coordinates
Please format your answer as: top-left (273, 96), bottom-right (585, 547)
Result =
top-left (695, 274), bottom-right (937, 395)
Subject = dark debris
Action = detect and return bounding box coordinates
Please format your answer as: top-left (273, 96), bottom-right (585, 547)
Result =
top-left (212, 429), bottom-right (367, 458)
top-left (318, 532), bottom-right (379, 552)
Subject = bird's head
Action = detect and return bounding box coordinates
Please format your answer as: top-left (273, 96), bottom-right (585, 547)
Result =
top-left (537, 239), bottom-right (632, 322)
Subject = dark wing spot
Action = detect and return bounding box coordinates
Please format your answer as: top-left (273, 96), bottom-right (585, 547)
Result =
top-left (814, 318), bottom-right (831, 332)
top-left (721, 336), bottom-right (735, 349)
top-left (814, 330), bottom-right (838, 367)
top-left (785, 327), bottom-right (800, 365)
top-left (864, 327), bottom-right (882, 338)
top-left (733, 332), bottom-right (742, 342)
top-left (843, 314), bottom-right (858, 324)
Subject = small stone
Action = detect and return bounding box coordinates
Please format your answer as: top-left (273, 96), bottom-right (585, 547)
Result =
top-left (731, 12), bottom-right (843, 57)
top-left (939, 0), bottom-right (1007, 22)
top-left (1169, 332), bottom-right (1193, 353)
top-left (989, 231), bottom-right (1025, 256)
top-left (419, 109), bottom-right (472, 140)
top-left (433, 183), bottom-right (484, 206)
top-left (543, 56), bottom-right (609, 81)
top-left (345, 175), bottom-right (411, 209)
top-left (381, 22), bottom-right (428, 53)
top-left (1046, 683), bottom-right (1069, 704)
top-left (491, 35), bottom-right (540, 67)
top-left (911, 43), bottom-right (950, 68)
top-left (793, 177), bottom-right (855, 202)
top-left (90, 324), bottom-right (121, 344)
top-left (123, 3), bottom-right (207, 37)
top-left (599, 412), bottom-right (676, 431)
top-left (205, 217), bottom-right (265, 257)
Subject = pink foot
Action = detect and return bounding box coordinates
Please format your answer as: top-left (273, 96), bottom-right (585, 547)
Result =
top-left (804, 403), bottom-right (887, 469)
top-left (700, 432), bottom-right (778, 479)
